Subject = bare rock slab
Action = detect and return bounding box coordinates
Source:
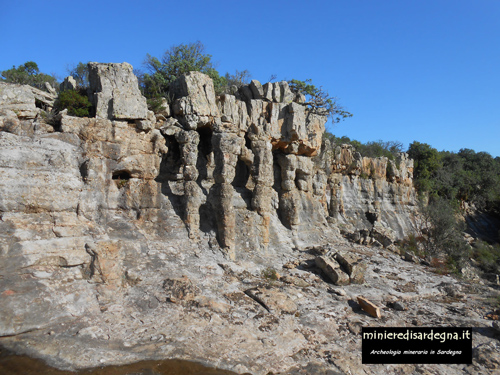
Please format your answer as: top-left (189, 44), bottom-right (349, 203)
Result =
top-left (315, 255), bottom-right (350, 285)
top-left (357, 296), bottom-right (382, 319)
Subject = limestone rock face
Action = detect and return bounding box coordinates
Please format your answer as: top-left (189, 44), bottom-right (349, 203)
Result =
top-left (170, 71), bottom-right (220, 129)
top-left (0, 71), bottom-right (430, 374)
top-left (319, 142), bottom-right (418, 244)
top-left (0, 82), bottom-right (39, 119)
top-left (88, 62), bottom-right (148, 120)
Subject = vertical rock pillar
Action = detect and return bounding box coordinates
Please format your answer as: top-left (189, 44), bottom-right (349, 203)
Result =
top-left (212, 133), bottom-right (241, 258)
top-left (176, 130), bottom-right (202, 240)
top-left (250, 140), bottom-right (274, 247)
top-left (278, 154), bottom-right (301, 231)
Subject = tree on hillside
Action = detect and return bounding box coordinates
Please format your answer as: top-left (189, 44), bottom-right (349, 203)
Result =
top-left (418, 197), bottom-right (469, 271)
top-left (142, 41), bottom-right (226, 97)
top-left (67, 62), bottom-right (90, 88)
top-left (1, 61), bottom-right (58, 90)
top-left (408, 141), bottom-right (441, 193)
top-left (288, 78), bottom-right (352, 124)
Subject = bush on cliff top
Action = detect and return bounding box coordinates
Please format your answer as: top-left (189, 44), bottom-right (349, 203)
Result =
top-left (55, 89), bottom-right (92, 117)
top-left (288, 79), bottom-right (352, 125)
top-left (142, 41), bottom-right (227, 97)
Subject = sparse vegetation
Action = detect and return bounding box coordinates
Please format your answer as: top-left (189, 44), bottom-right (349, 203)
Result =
top-left (288, 79), bottom-right (352, 124)
top-left (66, 61), bottom-right (90, 88)
top-left (54, 89), bottom-right (92, 117)
top-left (146, 97), bottom-right (168, 114)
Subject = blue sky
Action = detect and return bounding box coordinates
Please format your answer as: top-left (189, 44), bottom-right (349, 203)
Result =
top-left (1, 0), bottom-right (499, 157)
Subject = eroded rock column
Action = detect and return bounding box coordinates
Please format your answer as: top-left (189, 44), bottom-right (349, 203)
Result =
top-left (212, 133), bottom-right (241, 258)
top-left (278, 154), bottom-right (301, 230)
top-left (176, 130), bottom-right (202, 239)
top-left (250, 140), bottom-right (274, 246)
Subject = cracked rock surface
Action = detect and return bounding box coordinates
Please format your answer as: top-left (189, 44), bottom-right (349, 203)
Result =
top-left (1, 65), bottom-right (498, 374)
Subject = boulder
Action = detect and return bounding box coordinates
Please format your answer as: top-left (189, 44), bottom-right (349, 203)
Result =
top-left (262, 82), bottom-right (273, 101)
top-left (315, 255), bottom-right (350, 285)
top-left (0, 82), bottom-right (38, 118)
top-left (30, 86), bottom-right (56, 108)
top-left (334, 251), bottom-right (366, 284)
top-left (88, 62), bottom-right (148, 120)
top-left (170, 71), bottom-right (219, 118)
top-left (272, 82), bottom-right (281, 102)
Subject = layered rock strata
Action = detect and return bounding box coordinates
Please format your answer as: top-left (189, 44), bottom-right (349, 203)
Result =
top-left (0, 63), bottom-right (430, 374)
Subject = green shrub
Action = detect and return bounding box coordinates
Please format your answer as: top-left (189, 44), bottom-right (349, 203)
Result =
top-left (386, 160), bottom-right (395, 178)
top-left (55, 90), bottom-right (91, 117)
top-left (147, 97), bottom-right (167, 114)
top-left (472, 240), bottom-right (500, 274)
top-left (418, 198), bottom-right (470, 272)
top-left (142, 41), bottom-right (228, 97)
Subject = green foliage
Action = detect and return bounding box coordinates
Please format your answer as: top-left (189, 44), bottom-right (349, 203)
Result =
top-left (142, 41), bottom-right (227, 97)
top-left (408, 141), bottom-right (441, 193)
top-left (146, 97), bottom-right (167, 114)
top-left (39, 110), bottom-right (59, 126)
top-left (1, 61), bottom-right (58, 90)
top-left (67, 62), bottom-right (90, 88)
top-left (386, 160), bottom-right (395, 178)
top-left (399, 233), bottom-right (424, 258)
top-left (55, 89), bottom-right (92, 117)
top-left (323, 132), bottom-right (403, 160)
top-left (472, 240), bottom-right (500, 274)
top-left (288, 79), bottom-right (352, 124)
top-left (418, 197), bottom-right (470, 272)
top-left (116, 179), bottom-right (128, 189)
top-left (409, 142), bottom-right (500, 213)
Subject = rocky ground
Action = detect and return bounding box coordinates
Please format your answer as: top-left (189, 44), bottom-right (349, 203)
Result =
top-left (1, 64), bottom-right (499, 375)
top-left (1, 217), bottom-right (499, 374)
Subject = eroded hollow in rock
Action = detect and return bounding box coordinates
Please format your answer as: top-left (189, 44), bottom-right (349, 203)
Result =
top-left (196, 126), bottom-right (213, 183)
top-left (157, 135), bottom-right (182, 182)
top-left (365, 211), bottom-right (378, 225)
top-left (233, 159), bottom-right (250, 189)
top-left (112, 170), bottom-right (131, 180)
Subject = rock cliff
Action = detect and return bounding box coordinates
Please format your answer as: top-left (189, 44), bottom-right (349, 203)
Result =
top-left (1, 64), bottom-right (497, 374)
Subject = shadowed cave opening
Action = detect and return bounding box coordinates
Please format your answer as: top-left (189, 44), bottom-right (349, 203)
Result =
top-left (232, 159), bottom-right (250, 189)
top-left (365, 211), bottom-right (378, 225)
top-left (112, 170), bottom-right (131, 180)
top-left (156, 135), bottom-right (182, 182)
top-left (196, 126), bottom-right (213, 183)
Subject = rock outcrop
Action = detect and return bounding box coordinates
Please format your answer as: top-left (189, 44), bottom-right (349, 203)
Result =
top-left (88, 62), bottom-right (148, 120)
top-left (315, 142), bottom-right (418, 249)
top-left (3, 64), bottom-right (495, 375)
